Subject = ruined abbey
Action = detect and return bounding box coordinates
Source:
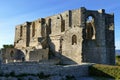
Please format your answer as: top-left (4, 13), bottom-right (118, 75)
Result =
top-left (1, 7), bottom-right (115, 65)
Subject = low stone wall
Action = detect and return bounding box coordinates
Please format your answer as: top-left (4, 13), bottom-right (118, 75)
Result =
top-left (0, 62), bottom-right (90, 77)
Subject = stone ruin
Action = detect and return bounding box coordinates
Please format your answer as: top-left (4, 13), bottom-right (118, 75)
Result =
top-left (1, 7), bottom-right (115, 65)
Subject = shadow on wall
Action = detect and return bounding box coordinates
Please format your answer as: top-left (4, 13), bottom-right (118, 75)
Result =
top-left (48, 36), bottom-right (78, 65)
top-left (16, 50), bottom-right (25, 61)
top-left (39, 18), bottom-right (79, 65)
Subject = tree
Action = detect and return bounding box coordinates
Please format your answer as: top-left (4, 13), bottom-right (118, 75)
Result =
top-left (3, 44), bottom-right (14, 48)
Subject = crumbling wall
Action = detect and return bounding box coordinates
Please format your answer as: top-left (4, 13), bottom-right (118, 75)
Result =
top-left (61, 27), bottom-right (83, 64)
top-left (14, 22), bottom-right (31, 49)
top-left (47, 11), bottom-right (73, 55)
top-left (1, 48), bottom-right (24, 63)
top-left (0, 63), bottom-right (89, 77)
top-left (82, 9), bottom-right (115, 65)
top-left (13, 7), bottom-right (115, 65)
top-left (29, 19), bottom-right (43, 47)
top-left (29, 48), bottom-right (48, 61)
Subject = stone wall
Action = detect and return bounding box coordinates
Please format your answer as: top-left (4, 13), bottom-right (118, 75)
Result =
top-left (47, 10), bottom-right (83, 64)
top-left (14, 22), bottom-right (31, 48)
top-left (1, 48), bottom-right (24, 63)
top-left (81, 9), bottom-right (115, 65)
top-left (29, 19), bottom-right (43, 47)
top-left (0, 62), bottom-right (89, 77)
top-left (105, 14), bottom-right (115, 64)
top-left (61, 27), bottom-right (83, 64)
top-left (13, 7), bottom-right (115, 65)
top-left (29, 48), bottom-right (48, 61)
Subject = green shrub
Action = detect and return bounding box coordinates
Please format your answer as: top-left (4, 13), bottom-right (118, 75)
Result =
top-left (89, 64), bottom-right (120, 79)
top-left (3, 44), bottom-right (14, 48)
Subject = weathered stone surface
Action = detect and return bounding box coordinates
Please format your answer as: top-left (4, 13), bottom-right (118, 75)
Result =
top-left (2, 7), bottom-right (115, 65)
top-left (0, 63), bottom-right (89, 77)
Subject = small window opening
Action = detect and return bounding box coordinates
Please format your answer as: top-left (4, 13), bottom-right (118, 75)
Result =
top-left (72, 35), bottom-right (77, 45)
top-left (10, 51), bottom-right (14, 57)
top-left (32, 22), bottom-right (35, 37)
top-left (48, 18), bottom-right (52, 34)
top-left (22, 57), bottom-right (25, 61)
top-left (61, 20), bottom-right (65, 32)
top-left (20, 26), bottom-right (23, 37)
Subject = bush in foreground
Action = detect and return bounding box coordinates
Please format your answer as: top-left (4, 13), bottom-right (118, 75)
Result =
top-left (89, 64), bottom-right (120, 79)
top-left (116, 55), bottom-right (120, 66)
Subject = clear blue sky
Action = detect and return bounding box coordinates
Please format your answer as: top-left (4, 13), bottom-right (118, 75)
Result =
top-left (0, 0), bottom-right (120, 49)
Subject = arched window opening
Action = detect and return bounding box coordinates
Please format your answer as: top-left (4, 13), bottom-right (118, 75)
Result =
top-left (87, 16), bottom-right (94, 23)
top-left (22, 57), bottom-right (25, 62)
top-left (61, 20), bottom-right (65, 32)
top-left (32, 22), bottom-right (35, 37)
top-left (48, 18), bottom-right (51, 34)
top-left (86, 16), bottom-right (96, 40)
top-left (20, 26), bottom-right (23, 37)
top-left (10, 51), bottom-right (14, 57)
top-left (72, 35), bottom-right (77, 45)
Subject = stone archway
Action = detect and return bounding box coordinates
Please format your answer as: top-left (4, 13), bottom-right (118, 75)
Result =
top-left (86, 16), bottom-right (96, 40)
top-left (10, 50), bottom-right (14, 57)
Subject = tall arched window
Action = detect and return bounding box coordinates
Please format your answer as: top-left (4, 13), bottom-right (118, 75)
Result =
top-left (20, 26), bottom-right (23, 37)
top-left (61, 20), bottom-right (65, 32)
top-left (72, 35), bottom-right (77, 45)
top-left (48, 18), bottom-right (51, 34)
top-left (86, 16), bottom-right (96, 40)
top-left (32, 22), bottom-right (35, 37)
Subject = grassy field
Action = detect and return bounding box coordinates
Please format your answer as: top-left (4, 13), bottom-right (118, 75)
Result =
top-left (88, 56), bottom-right (120, 79)
top-left (116, 55), bottom-right (120, 66)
